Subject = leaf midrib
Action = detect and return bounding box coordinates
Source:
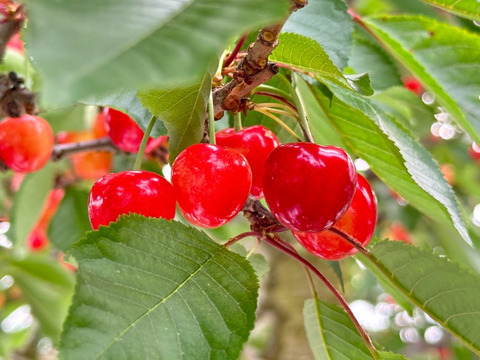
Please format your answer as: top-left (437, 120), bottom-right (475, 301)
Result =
top-left (95, 245), bottom-right (223, 358)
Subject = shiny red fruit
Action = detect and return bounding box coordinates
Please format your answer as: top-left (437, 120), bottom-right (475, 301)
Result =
top-left (88, 170), bottom-right (176, 229)
top-left (27, 226), bottom-right (48, 251)
top-left (216, 125), bottom-right (279, 199)
top-left (293, 174), bottom-right (377, 260)
top-left (264, 142), bottom-right (356, 232)
top-left (171, 144), bottom-right (252, 228)
top-left (104, 108), bottom-right (161, 153)
top-left (403, 76), bottom-right (423, 96)
top-left (0, 115), bottom-right (54, 172)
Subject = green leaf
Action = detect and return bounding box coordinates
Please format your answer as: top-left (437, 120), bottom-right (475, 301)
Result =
top-left (25, 0), bottom-right (289, 105)
top-left (283, 0), bottom-right (352, 70)
top-left (83, 90), bottom-right (167, 138)
top-left (270, 33), bottom-right (347, 88)
top-left (356, 250), bottom-right (415, 315)
top-left (41, 105), bottom-right (89, 134)
top-left (4, 254), bottom-right (75, 341)
top-left (138, 67), bottom-right (214, 162)
top-left (7, 163), bottom-right (56, 247)
top-left (48, 186), bottom-right (91, 252)
top-left (378, 352), bottom-right (409, 360)
top-left (326, 261), bottom-right (345, 293)
top-left (372, 86), bottom-right (435, 135)
top-left (362, 15), bottom-right (480, 145)
top-left (294, 75), bottom-right (347, 148)
top-left (60, 216), bottom-right (259, 360)
top-left (368, 240), bottom-right (480, 355)
top-left (344, 73), bottom-right (374, 96)
top-left (314, 82), bottom-right (472, 247)
top-left (348, 35), bottom-right (401, 91)
top-left (420, 0), bottom-right (480, 21)
top-left (303, 298), bottom-right (372, 360)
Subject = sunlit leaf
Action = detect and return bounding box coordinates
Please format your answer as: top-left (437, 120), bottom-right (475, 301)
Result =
top-left (60, 216), bottom-right (258, 360)
top-left (420, 0), bottom-right (480, 21)
top-left (283, 0), bottom-right (352, 70)
top-left (363, 15), bottom-right (480, 144)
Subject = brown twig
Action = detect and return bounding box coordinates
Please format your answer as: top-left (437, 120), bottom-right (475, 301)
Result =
top-left (212, 0), bottom-right (307, 116)
top-left (50, 137), bottom-right (116, 161)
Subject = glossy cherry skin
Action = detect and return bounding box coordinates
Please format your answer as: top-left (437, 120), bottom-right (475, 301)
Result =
top-left (104, 108), bottom-right (162, 153)
top-left (403, 77), bottom-right (423, 96)
top-left (171, 143), bottom-right (252, 228)
top-left (292, 174), bottom-right (377, 260)
top-left (264, 142), bottom-right (357, 232)
top-left (88, 170), bottom-right (176, 229)
top-left (216, 125), bottom-right (279, 199)
top-left (0, 115), bottom-right (54, 172)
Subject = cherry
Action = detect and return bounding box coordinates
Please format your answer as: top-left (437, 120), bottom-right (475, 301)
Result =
top-left (7, 32), bottom-right (23, 54)
top-left (104, 108), bottom-right (163, 153)
top-left (88, 170), bottom-right (176, 230)
top-left (403, 76), bottom-right (423, 96)
top-left (382, 222), bottom-right (412, 244)
top-left (292, 174), bottom-right (377, 260)
top-left (93, 111), bottom-right (109, 138)
top-left (216, 125), bottom-right (279, 199)
top-left (171, 143), bottom-right (252, 228)
top-left (28, 227), bottom-right (48, 251)
top-left (264, 142), bottom-right (357, 232)
top-left (0, 114), bottom-right (54, 172)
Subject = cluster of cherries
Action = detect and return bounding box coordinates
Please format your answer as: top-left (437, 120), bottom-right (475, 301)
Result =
top-left (0, 106), bottom-right (377, 260)
top-left (87, 111), bottom-right (377, 260)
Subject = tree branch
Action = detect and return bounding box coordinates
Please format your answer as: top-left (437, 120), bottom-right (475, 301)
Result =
top-left (212, 0), bottom-right (307, 116)
top-left (50, 137), bottom-right (116, 161)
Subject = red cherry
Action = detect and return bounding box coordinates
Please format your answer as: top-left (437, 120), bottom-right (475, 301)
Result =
top-left (264, 142), bottom-right (357, 232)
top-left (93, 111), bottom-right (109, 138)
top-left (7, 32), bottom-right (23, 54)
top-left (104, 108), bottom-right (160, 153)
top-left (88, 170), bottom-right (176, 229)
top-left (292, 174), bottom-right (377, 260)
top-left (171, 143), bottom-right (252, 228)
top-left (216, 125), bottom-right (279, 199)
top-left (403, 76), bottom-right (423, 96)
top-left (27, 226), bottom-right (48, 251)
top-left (0, 115), bottom-right (54, 172)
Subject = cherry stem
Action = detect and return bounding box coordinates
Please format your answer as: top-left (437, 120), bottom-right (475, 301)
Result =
top-left (264, 234), bottom-right (379, 360)
top-left (208, 89), bottom-right (216, 145)
top-left (234, 112), bottom-right (242, 131)
top-left (223, 231), bottom-right (262, 248)
top-left (254, 91), bottom-right (297, 113)
top-left (253, 108), bottom-right (301, 141)
top-left (277, 73), bottom-right (314, 143)
top-left (328, 227), bottom-right (370, 257)
top-left (291, 72), bottom-right (315, 143)
top-left (224, 33), bottom-right (249, 68)
top-left (133, 115), bottom-right (157, 171)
